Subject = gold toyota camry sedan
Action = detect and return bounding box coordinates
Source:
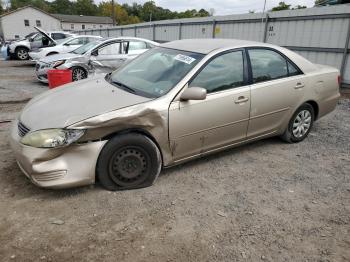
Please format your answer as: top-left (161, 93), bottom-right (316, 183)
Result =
top-left (10, 39), bottom-right (340, 190)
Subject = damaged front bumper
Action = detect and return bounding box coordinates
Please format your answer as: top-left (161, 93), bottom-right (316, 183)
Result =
top-left (9, 120), bottom-right (107, 189)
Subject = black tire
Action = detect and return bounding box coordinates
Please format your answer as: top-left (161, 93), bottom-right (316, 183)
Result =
top-left (16, 47), bottom-right (29, 60)
top-left (96, 133), bottom-right (162, 191)
top-left (281, 103), bottom-right (314, 143)
top-left (72, 67), bottom-right (87, 81)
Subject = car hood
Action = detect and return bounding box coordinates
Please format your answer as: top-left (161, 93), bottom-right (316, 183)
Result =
top-left (39, 53), bottom-right (82, 63)
top-left (20, 77), bottom-right (152, 131)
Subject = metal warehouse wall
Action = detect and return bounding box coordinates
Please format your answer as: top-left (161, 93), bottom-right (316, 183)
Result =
top-left (77, 4), bottom-right (350, 87)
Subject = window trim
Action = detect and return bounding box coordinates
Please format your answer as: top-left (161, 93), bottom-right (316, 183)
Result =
top-left (93, 40), bottom-right (122, 56)
top-left (187, 48), bottom-right (250, 95)
top-left (245, 47), bottom-right (304, 85)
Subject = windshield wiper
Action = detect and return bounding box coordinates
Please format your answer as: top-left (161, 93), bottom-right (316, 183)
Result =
top-left (112, 80), bottom-right (136, 94)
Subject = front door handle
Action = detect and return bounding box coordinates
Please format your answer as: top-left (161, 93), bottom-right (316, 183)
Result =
top-left (294, 82), bottom-right (305, 89)
top-left (235, 96), bottom-right (249, 104)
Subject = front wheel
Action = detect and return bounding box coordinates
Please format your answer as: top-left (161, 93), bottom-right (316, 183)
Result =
top-left (281, 103), bottom-right (314, 143)
top-left (16, 47), bottom-right (29, 60)
top-left (72, 67), bottom-right (87, 81)
top-left (96, 134), bottom-right (162, 191)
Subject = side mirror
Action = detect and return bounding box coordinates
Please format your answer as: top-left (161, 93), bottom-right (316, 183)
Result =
top-left (29, 38), bottom-right (33, 42)
top-left (180, 87), bottom-right (207, 101)
top-left (91, 50), bottom-right (98, 56)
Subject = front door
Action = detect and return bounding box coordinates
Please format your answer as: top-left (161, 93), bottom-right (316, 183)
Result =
top-left (91, 41), bottom-right (127, 70)
top-left (169, 50), bottom-right (251, 161)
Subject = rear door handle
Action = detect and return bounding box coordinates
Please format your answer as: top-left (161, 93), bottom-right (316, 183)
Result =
top-left (294, 83), bottom-right (305, 89)
top-left (235, 96), bottom-right (249, 104)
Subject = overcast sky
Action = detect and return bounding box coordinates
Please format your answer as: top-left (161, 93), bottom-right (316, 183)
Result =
top-left (112, 0), bottom-right (316, 15)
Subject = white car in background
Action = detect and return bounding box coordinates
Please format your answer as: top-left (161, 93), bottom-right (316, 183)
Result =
top-left (7, 27), bottom-right (74, 60)
top-left (29, 35), bottom-right (102, 61)
top-left (35, 37), bottom-right (159, 83)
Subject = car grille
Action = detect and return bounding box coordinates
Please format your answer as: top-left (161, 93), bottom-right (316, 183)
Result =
top-left (18, 121), bottom-right (30, 137)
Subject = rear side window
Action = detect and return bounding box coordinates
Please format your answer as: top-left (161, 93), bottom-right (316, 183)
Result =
top-left (248, 48), bottom-right (300, 84)
top-left (189, 51), bottom-right (244, 93)
top-left (51, 33), bottom-right (66, 40)
top-left (128, 41), bottom-right (147, 51)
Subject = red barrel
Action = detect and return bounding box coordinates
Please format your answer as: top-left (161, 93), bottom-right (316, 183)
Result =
top-left (47, 69), bottom-right (72, 89)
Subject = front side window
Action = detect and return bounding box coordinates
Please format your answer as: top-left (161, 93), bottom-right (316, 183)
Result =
top-left (71, 40), bottom-right (102, 55)
top-left (189, 51), bottom-right (244, 93)
top-left (65, 37), bottom-right (86, 45)
top-left (98, 42), bottom-right (121, 55)
top-left (24, 20), bottom-right (29, 26)
top-left (248, 48), bottom-right (299, 84)
top-left (36, 20), bottom-right (41, 27)
top-left (110, 47), bottom-right (204, 98)
top-left (32, 33), bottom-right (43, 41)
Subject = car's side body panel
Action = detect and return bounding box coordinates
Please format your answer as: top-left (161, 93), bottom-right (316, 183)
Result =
top-left (10, 39), bottom-right (341, 189)
top-left (169, 86), bottom-right (250, 161)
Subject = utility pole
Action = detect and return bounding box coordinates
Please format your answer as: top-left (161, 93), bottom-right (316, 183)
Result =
top-left (112, 0), bottom-right (116, 26)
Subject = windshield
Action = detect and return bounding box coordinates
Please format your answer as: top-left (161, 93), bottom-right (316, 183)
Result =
top-left (71, 40), bottom-right (102, 55)
top-left (109, 47), bottom-right (204, 98)
top-left (60, 36), bottom-right (74, 45)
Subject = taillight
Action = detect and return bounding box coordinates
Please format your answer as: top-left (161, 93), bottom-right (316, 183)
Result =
top-left (337, 75), bottom-right (341, 87)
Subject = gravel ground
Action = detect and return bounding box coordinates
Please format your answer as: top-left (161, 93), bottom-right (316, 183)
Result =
top-left (0, 60), bottom-right (349, 262)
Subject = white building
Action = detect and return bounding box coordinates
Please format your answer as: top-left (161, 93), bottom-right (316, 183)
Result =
top-left (0, 6), bottom-right (114, 41)
top-left (0, 6), bottom-right (61, 40)
top-left (53, 14), bottom-right (113, 31)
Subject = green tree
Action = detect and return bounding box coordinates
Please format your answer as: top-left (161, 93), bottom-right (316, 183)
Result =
top-left (98, 1), bottom-right (140, 25)
top-left (50, 0), bottom-right (76, 14)
top-left (75, 0), bottom-right (97, 15)
top-left (271, 1), bottom-right (291, 11)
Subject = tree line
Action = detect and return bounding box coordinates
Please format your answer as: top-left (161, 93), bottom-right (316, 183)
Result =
top-left (0, 0), bottom-right (348, 25)
top-left (1, 0), bottom-right (211, 25)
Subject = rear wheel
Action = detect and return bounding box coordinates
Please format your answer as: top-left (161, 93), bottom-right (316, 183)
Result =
top-left (97, 133), bottom-right (162, 191)
top-left (72, 67), bottom-right (87, 81)
top-left (16, 47), bottom-right (29, 60)
top-left (281, 103), bottom-right (314, 143)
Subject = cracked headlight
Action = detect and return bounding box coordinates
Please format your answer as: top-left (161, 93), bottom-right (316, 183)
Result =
top-left (50, 60), bottom-right (66, 68)
top-left (21, 129), bottom-right (85, 148)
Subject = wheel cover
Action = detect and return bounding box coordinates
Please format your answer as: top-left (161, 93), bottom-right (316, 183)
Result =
top-left (72, 68), bottom-right (86, 81)
top-left (292, 110), bottom-right (312, 138)
top-left (17, 49), bottom-right (28, 60)
top-left (108, 146), bottom-right (149, 187)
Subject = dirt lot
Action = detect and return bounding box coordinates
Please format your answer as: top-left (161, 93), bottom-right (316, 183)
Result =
top-left (0, 60), bottom-right (349, 262)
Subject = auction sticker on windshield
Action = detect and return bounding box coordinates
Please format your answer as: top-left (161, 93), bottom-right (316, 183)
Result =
top-left (174, 54), bottom-right (196, 64)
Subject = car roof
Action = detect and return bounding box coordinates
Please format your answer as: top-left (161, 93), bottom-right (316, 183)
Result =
top-left (161, 38), bottom-right (273, 54)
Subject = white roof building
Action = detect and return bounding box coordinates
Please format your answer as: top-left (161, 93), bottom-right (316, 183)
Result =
top-left (0, 6), bottom-right (114, 41)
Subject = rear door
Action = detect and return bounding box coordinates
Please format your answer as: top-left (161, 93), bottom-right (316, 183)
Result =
top-left (169, 50), bottom-right (251, 161)
top-left (246, 48), bottom-right (305, 138)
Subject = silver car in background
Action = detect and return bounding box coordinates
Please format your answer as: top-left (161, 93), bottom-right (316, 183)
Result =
top-left (35, 37), bottom-right (159, 83)
top-left (8, 27), bottom-right (74, 60)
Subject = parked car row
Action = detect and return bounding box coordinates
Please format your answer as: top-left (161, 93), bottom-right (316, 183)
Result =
top-left (35, 36), bottom-right (159, 83)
